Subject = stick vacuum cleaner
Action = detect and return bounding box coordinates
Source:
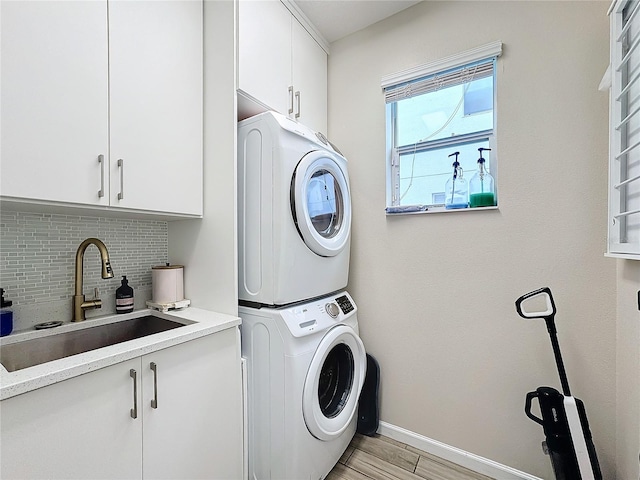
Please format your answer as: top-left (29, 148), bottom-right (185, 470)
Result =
top-left (515, 287), bottom-right (602, 480)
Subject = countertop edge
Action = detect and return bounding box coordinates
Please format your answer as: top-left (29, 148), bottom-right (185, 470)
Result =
top-left (0, 308), bottom-right (241, 401)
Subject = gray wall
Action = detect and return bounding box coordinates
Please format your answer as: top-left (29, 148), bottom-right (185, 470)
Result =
top-left (0, 211), bottom-right (168, 329)
top-left (328, 2), bottom-right (616, 477)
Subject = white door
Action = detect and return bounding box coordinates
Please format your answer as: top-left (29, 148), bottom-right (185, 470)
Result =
top-left (302, 325), bottom-right (366, 441)
top-left (291, 151), bottom-right (352, 257)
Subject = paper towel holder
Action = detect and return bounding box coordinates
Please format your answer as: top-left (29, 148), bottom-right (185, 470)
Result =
top-left (147, 263), bottom-right (190, 312)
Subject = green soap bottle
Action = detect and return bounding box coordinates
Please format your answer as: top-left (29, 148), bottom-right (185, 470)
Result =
top-left (469, 148), bottom-right (496, 208)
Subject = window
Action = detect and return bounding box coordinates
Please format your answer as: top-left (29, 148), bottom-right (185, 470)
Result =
top-left (607, 0), bottom-right (640, 258)
top-left (382, 42), bottom-right (502, 213)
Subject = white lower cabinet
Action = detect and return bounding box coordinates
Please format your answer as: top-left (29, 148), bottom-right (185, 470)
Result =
top-left (141, 329), bottom-right (243, 480)
top-left (0, 329), bottom-right (242, 480)
top-left (1, 357), bottom-right (142, 479)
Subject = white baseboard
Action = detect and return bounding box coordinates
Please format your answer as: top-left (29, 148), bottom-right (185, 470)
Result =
top-left (377, 421), bottom-right (543, 480)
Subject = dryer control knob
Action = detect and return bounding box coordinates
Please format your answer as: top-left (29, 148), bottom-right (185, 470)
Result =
top-left (326, 302), bottom-right (340, 318)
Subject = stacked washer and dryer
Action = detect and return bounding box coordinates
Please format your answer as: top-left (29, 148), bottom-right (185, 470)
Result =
top-left (238, 111), bottom-right (367, 480)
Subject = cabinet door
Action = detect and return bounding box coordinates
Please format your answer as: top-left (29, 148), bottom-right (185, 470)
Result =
top-left (0, 1), bottom-right (109, 205)
top-left (109, 0), bottom-right (203, 216)
top-left (0, 359), bottom-right (142, 479)
top-left (142, 329), bottom-right (243, 479)
top-left (238, 0), bottom-right (292, 114)
top-left (292, 18), bottom-right (328, 134)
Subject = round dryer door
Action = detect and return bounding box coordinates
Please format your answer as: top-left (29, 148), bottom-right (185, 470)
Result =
top-left (302, 324), bottom-right (366, 441)
top-left (291, 151), bottom-right (351, 257)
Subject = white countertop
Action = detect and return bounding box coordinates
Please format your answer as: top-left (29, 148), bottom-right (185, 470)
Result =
top-left (0, 307), bottom-right (241, 400)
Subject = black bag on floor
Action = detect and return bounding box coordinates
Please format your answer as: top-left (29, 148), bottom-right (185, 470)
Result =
top-left (357, 354), bottom-right (379, 436)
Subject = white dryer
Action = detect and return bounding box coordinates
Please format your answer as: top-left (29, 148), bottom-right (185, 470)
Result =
top-left (240, 291), bottom-right (366, 480)
top-left (238, 111), bottom-right (352, 306)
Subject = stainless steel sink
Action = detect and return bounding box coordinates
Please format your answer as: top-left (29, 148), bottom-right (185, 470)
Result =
top-left (1, 316), bottom-right (187, 372)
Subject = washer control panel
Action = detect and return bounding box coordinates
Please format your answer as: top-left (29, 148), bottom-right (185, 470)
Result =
top-left (280, 291), bottom-right (357, 338)
top-left (335, 295), bottom-right (354, 314)
top-left (325, 302), bottom-right (340, 318)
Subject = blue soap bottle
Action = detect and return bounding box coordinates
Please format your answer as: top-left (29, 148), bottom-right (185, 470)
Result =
top-left (444, 151), bottom-right (469, 209)
top-left (1, 288), bottom-right (13, 337)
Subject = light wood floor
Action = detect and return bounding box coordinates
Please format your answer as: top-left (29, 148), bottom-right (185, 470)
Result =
top-left (327, 434), bottom-right (495, 480)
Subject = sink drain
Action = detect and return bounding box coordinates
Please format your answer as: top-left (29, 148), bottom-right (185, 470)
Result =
top-left (34, 321), bottom-right (63, 330)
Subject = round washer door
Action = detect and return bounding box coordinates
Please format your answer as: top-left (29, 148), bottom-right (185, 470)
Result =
top-left (291, 151), bottom-right (351, 257)
top-left (302, 324), bottom-right (366, 441)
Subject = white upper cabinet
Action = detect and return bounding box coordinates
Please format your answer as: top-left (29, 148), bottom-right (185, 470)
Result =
top-left (0, 1), bottom-right (110, 206)
top-left (238, 0), bottom-right (292, 116)
top-left (0, 0), bottom-right (203, 217)
top-left (291, 17), bottom-right (328, 135)
top-left (238, 0), bottom-right (328, 133)
top-left (109, 1), bottom-right (203, 216)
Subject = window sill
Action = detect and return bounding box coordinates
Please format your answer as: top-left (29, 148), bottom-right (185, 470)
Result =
top-left (385, 205), bottom-right (498, 216)
top-left (604, 252), bottom-right (640, 260)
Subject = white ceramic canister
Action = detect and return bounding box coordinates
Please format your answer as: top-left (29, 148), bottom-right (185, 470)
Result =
top-left (151, 264), bottom-right (184, 304)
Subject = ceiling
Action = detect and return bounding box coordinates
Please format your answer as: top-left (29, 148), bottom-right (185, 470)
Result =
top-left (293, 0), bottom-right (422, 44)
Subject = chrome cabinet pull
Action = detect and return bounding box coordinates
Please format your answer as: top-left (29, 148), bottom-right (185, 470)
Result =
top-left (98, 155), bottom-right (105, 198)
top-left (117, 159), bottom-right (124, 200)
top-left (288, 86), bottom-right (294, 115)
top-left (150, 362), bottom-right (158, 409)
top-left (295, 91), bottom-right (301, 119)
top-left (130, 369), bottom-right (138, 419)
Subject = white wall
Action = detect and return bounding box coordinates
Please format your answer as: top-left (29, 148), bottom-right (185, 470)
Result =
top-left (328, 2), bottom-right (617, 477)
top-left (168, 0), bottom-right (238, 317)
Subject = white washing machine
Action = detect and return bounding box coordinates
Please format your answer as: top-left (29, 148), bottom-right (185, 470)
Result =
top-left (240, 291), bottom-right (366, 480)
top-left (238, 111), bottom-right (352, 307)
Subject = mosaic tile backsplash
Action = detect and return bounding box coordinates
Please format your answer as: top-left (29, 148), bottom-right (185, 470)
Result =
top-left (0, 211), bottom-right (168, 330)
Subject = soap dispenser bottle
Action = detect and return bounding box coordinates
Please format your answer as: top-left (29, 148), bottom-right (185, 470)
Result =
top-left (1, 288), bottom-right (13, 337)
top-left (116, 276), bottom-right (134, 314)
top-left (469, 148), bottom-right (496, 207)
top-left (444, 151), bottom-right (468, 209)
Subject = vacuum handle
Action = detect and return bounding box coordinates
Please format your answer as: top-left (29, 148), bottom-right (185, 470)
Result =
top-left (516, 288), bottom-right (570, 394)
top-left (515, 287), bottom-right (557, 320)
top-left (524, 391), bottom-right (544, 426)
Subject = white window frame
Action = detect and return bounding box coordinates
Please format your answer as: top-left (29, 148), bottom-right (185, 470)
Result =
top-left (607, 0), bottom-right (640, 258)
top-left (382, 42), bottom-right (503, 214)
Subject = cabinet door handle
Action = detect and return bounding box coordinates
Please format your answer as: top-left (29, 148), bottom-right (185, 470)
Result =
top-left (150, 362), bottom-right (158, 409)
top-left (288, 86), bottom-right (294, 115)
top-left (130, 369), bottom-right (138, 419)
top-left (98, 154), bottom-right (105, 198)
top-left (295, 91), bottom-right (301, 119)
top-left (117, 159), bottom-right (124, 200)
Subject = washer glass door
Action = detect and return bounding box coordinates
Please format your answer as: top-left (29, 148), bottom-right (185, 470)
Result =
top-left (302, 325), bottom-right (366, 441)
top-left (291, 151), bottom-right (351, 257)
